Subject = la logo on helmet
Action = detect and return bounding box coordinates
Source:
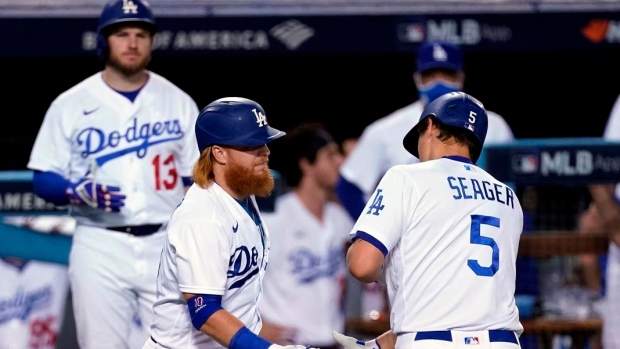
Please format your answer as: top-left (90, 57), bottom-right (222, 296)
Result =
top-left (253, 109), bottom-right (267, 127)
top-left (122, 0), bottom-right (139, 14)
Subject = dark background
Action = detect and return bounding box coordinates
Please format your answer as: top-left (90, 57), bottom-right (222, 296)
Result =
top-left (4, 47), bottom-right (619, 171)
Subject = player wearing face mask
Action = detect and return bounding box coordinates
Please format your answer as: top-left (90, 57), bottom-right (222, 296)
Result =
top-left (335, 40), bottom-right (515, 221)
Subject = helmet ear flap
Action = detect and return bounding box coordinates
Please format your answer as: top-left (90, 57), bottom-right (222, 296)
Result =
top-left (96, 32), bottom-right (108, 60)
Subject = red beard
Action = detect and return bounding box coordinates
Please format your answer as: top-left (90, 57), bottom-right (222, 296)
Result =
top-left (224, 158), bottom-right (275, 198)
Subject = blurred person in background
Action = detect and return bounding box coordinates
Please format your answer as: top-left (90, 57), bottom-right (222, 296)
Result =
top-left (25, 0), bottom-right (200, 347)
top-left (587, 93), bottom-right (620, 349)
top-left (0, 215), bottom-right (74, 349)
top-left (259, 122), bottom-right (354, 349)
top-left (336, 40), bottom-right (514, 221)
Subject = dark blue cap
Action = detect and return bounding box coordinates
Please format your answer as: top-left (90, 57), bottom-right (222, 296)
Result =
top-left (416, 40), bottom-right (463, 73)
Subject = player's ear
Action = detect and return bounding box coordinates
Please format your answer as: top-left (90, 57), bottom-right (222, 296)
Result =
top-left (456, 71), bottom-right (465, 86)
top-left (413, 72), bottom-right (422, 88)
top-left (210, 145), bottom-right (227, 164)
top-left (298, 158), bottom-right (311, 174)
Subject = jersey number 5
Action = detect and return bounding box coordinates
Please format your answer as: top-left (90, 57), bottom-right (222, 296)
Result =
top-left (152, 154), bottom-right (178, 190)
top-left (467, 214), bottom-right (499, 277)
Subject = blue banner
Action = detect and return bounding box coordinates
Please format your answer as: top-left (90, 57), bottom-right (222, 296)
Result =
top-left (3, 11), bottom-right (620, 57)
top-left (482, 138), bottom-right (620, 185)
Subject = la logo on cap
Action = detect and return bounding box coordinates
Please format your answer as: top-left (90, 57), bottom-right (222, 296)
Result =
top-left (432, 44), bottom-right (448, 62)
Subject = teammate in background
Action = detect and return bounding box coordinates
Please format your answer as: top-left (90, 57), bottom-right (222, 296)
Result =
top-left (587, 93), bottom-right (620, 349)
top-left (144, 97), bottom-right (316, 349)
top-left (259, 123), bottom-right (354, 349)
top-left (26, 0), bottom-right (200, 347)
top-left (332, 92), bottom-right (524, 349)
top-left (0, 216), bottom-right (74, 349)
top-left (336, 40), bottom-right (514, 221)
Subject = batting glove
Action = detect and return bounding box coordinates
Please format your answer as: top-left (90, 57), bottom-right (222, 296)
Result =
top-left (66, 177), bottom-right (126, 213)
top-left (332, 331), bottom-right (381, 349)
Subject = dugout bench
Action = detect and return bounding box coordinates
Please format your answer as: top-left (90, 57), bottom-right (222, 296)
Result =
top-left (347, 138), bottom-right (620, 349)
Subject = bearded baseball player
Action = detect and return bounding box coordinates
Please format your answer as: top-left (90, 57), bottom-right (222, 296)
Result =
top-left (336, 40), bottom-right (515, 221)
top-left (26, 0), bottom-right (200, 347)
top-left (333, 92), bottom-right (524, 349)
top-left (144, 97), bottom-right (316, 349)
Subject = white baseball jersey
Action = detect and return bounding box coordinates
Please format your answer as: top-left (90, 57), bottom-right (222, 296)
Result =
top-left (340, 100), bottom-right (514, 198)
top-left (0, 259), bottom-right (69, 349)
top-left (259, 192), bottom-right (353, 346)
top-left (601, 94), bottom-right (620, 349)
top-left (27, 70), bottom-right (200, 348)
top-left (351, 157), bottom-right (523, 336)
top-left (0, 215), bottom-right (72, 349)
top-left (27, 71), bottom-right (200, 227)
top-left (147, 182), bottom-right (269, 349)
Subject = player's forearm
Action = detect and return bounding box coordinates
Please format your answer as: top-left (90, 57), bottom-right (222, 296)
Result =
top-left (376, 331), bottom-right (397, 349)
top-left (198, 309), bottom-right (246, 347)
top-left (347, 238), bottom-right (385, 282)
top-left (588, 184), bottom-right (620, 247)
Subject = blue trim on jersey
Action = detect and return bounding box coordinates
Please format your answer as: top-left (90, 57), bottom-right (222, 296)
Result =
top-left (443, 155), bottom-right (473, 164)
top-left (186, 294), bottom-right (222, 330)
top-left (230, 326), bottom-right (272, 349)
top-left (114, 88), bottom-right (141, 102)
top-left (234, 198), bottom-right (252, 216)
top-left (352, 230), bottom-right (388, 256)
top-left (336, 174), bottom-right (366, 220)
top-left (182, 176), bottom-right (193, 187)
top-left (414, 330), bottom-right (518, 344)
top-left (32, 170), bottom-right (70, 205)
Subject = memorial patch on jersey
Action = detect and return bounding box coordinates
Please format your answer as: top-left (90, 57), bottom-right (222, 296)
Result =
top-left (464, 337), bottom-right (480, 345)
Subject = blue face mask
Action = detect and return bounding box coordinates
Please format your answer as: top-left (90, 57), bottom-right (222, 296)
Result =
top-left (418, 81), bottom-right (462, 105)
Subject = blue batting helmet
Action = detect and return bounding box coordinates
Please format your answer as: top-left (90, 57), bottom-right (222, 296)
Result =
top-left (96, 0), bottom-right (157, 59)
top-left (403, 91), bottom-right (488, 162)
top-left (195, 97), bottom-right (286, 153)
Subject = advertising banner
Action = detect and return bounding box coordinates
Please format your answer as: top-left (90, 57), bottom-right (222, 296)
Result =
top-left (2, 12), bottom-right (620, 57)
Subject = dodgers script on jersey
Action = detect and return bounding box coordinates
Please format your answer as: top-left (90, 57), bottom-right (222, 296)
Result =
top-left (27, 71), bottom-right (199, 227)
top-left (0, 259), bottom-right (69, 349)
top-left (148, 183), bottom-right (269, 349)
top-left (259, 192), bottom-right (353, 345)
top-left (352, 157), bottom-right (524, 335)
top-left (340, 100), bottom-right (514, 199)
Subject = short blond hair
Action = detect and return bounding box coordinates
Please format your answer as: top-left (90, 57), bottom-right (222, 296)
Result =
top-left (192, 146), bottom-right (215, 188)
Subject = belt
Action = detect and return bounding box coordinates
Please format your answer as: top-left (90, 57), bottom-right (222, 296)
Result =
top-left (106, 224), bottom-right (163, 236)
top-left (309, 344), bottom-right (339, 349)
top-left (414, 330), bottom-right (518, 344)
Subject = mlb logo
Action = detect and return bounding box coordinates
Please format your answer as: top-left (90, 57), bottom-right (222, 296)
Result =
top-left (465, 123), bottom-right (475, 132)
top-left (464, 337), bottom-right (480, 345)
top-left (512, 154), bottom-right (539, 174)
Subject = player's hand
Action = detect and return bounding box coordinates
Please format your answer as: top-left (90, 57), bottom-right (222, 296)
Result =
top-left (260, 321), bottom-right (297, 344)
top-left (268, 345), bottom-right (317, 349)
top-left (66, 177), bottom-right (126, 213)
top-left (332, 331), bottom-right (380, 349)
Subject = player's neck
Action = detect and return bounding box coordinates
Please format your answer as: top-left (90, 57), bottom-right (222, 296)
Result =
top-left (295, 180), bottom-right (330, 222)
top-left (428, 141), bottom-right (471, 161)
top-left (102, 67), bottom-right (149, 92)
